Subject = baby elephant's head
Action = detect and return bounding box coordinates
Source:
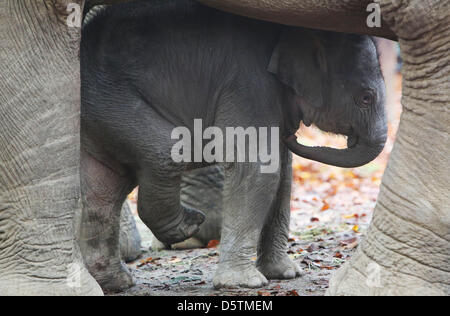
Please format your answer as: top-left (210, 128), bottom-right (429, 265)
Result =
top-left (269, 28), bottom-right (387, 168)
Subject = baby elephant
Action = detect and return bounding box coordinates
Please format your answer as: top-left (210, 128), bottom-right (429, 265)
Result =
top-left (80, 0), bottom-right (387, 291)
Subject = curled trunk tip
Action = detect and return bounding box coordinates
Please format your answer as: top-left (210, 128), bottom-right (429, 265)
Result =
top-left (284, 134), bottom-right (386, 168)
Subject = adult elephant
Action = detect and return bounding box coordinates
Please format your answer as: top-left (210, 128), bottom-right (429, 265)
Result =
top-left (0, 0), bottom-right (447, 296)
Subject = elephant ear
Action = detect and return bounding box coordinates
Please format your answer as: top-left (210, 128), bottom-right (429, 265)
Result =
top-left (268, 29), bottom-right (329, 108)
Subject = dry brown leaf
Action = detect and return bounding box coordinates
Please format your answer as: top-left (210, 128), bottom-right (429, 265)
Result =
top-left (206, 240), bottom-right (220, 248)
top-left (321, 201), bottom-right (330, 211)
top-left (286, 290), bottom-right (300, 296)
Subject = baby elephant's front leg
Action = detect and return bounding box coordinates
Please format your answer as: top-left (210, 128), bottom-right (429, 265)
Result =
top-left (137, 174), bottom-right (205, 245)
top-left (257, 151), bottom-right (302, 280)
top-left (213, 164), bottom-right (280, 289)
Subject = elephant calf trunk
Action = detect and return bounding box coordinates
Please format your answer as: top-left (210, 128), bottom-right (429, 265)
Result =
top-left (284, 132), bottom-right (387, 168)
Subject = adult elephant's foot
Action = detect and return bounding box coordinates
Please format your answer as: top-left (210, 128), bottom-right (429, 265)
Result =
top-left (327, 191), bottom-right (449, 296)
top-left (257, 255), bottom-right (302, 280)
top-left (0, 263), bottom-right (103, 296)
top-left (87, 259), bottom-right (135, 293)
top-left (152, 206), bottom-right (206, 245)
top-left (213, 264), bottom-right (269, 289)
top-left (96, 262), bottom-right (135, 293)
top-left (327, 247), bottom-right (448, 296)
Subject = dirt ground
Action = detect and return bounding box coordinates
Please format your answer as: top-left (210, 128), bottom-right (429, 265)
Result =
top-left (117, 223), bottom-right (361, 296)
top-left (115, 163), bottom-right (380, 296)
top-left (113, 69), bottom-right (402, 297)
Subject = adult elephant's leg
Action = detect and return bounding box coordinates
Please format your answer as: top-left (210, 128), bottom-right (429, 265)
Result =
top-left (119, 201), bottom-right (142, 263)
top-left (0, 0), bottom-right (101, 295)
top-left (79, 149), bottom-right (135, 293)
top-left (257, 150), bottom-right (301, 280)
top-left (328, 1), bottom-right (450, 296)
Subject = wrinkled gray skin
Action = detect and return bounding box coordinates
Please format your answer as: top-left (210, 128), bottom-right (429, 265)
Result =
top-left (87, 2), bottom-right (221, 260)
top-left (80, 0), bottom-right (387, 291)
top-left (119, 201), bottom-right (142, 262)
top-left (152, 166), bottom-right (223, 250)
top-left (85, 5), bottom-right (144, 262)
top-left (1, 0), bottom-right (447, 297)
top-left (180, 167), bottom-right (223, 246)
top-left (120, 168), bottom-right (223, 253)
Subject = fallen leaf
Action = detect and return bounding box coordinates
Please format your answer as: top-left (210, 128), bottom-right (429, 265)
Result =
top-left (340, 237), bottom-right (359, 250)
top-left (258, 291), bottom-right (272, 297)
top-left (206, 240), bottom-right (220, 248)
top-left (340, 238), bottom-right (357, 245)
top-left (334, 252), bottom-right (343, 259)
top-left (342, 241), bottom-right (359, 250)
top-left (321, 201), bottom-right (330, 211)
top-left (286, 290), bottom-right (299, 296)
top-left (344, 171), bottom-right (358, 179)
top-left (137, 257), bottom-right (160, 267)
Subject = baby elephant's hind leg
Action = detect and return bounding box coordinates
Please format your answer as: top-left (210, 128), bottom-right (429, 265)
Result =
top-left (79, 149), bottom-right (135, 293)
top-left (137, 173), bottom-right (205, 245)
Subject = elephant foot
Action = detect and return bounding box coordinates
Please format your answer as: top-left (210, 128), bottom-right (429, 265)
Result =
top-left (213, 264), bottom-right (269, 289)
top-left (0, 264), bottom-right (103, 296)
top-left (257, 255), bottom-right (302, 280)
top-left (151, 235), bottom-right (169, 250)
top-left (172, 237), bottom-right (205, 250)
top-left (150, 234), bottom-right (205, 250)
top-left (120, 201), bottom-right (142, 263)
top-left (154, 207), bottom-right (205, 245)
top-left (96, 262), bottom-right (135, 294)
top-left (327, 247), bottom-right (448, 296)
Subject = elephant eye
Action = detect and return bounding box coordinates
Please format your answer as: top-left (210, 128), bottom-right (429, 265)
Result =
top-left (356, 90), bottom-right (374, 108)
